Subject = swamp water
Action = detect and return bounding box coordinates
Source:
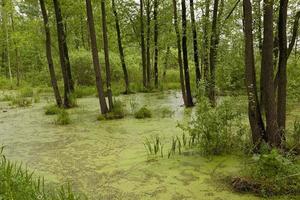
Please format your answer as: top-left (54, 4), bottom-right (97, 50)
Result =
top-left (0, 91), bottom-right (297, 200)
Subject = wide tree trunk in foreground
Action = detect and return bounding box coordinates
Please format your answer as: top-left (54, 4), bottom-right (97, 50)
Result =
top-left (262, 0), bottom-right (281, 147)
top-left (153, 0), bottom-right (159, 88)
top-left (243, 0), bottom-right (266, 149)
top-left (85, 0), bottom-right (108, 114)
top-left (181, 0), bottom-right (194, 107)
top-left (39, 0), bottom-right (62, 107)
top-left (101, 0), bottom-right (113, 110)
top-left (140, 0), bottom-right (147, 88)
top-left (53, 0), bottom-right (72, 108)
top-left (190, 0), bottom-right (201, 85)
top-left (112, 0), bottom-right (129, 94)
top-left (172, 0), bottom-right (187, 106)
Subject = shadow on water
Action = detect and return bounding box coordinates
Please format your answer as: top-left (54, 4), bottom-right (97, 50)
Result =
top-left (0, 90), bottom-right (295, 200)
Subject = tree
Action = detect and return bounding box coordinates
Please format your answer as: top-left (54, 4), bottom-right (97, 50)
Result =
top-left (140, 0), bottom-right (147, 88)
top-left (153, 0), bottom-right (159, 88)
top-left (243, 0), bottom-right (266, 149)
top-left (172, 0), bottom-right (187, 106)
top-left (53, 0), bottom-right (73, 108)
top-left (85, 0), bottom-right (108, 114)
top-left (101, 0), bottom-right (113, 110)
top-left (190, 0), bottom-right (201, 85)
top-left (262, 0), bottom-right (281, 147)
top-left (112, 0), bottom-right (130, 94)
top-left (39, 0), bottom-right (62, 107)
top-left (181, 0), bottom-right (194, 107)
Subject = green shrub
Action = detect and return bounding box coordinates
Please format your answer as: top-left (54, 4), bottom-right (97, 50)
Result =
top-left (69, 93), bottom-right (78, 108)
top-left (180, 95), bottom-right (248, 155)
top-left (20, 87), bottom-right (34, 98)
top-left (134, 106), bottom-right (152, 119)
top-left (56, 110), bottom-right (71, 125)
top-left (105, 100), bottom-right (125, 120)
top-left (233, 149), bottom-right (300, 196)
top-left (45, 105), bottom-right (61, 115)
top-left (97, 114), bottom-right (106, 121)
top-left (291, 120), bottom-right (300, 151)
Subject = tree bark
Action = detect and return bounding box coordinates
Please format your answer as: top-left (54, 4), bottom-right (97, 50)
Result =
top-left (262, 0), bottom-right (281, 147)
top-left (85, 0), bottom-right (108, 114)
top-left (243, 0), bottom-right (266, 150)
top-left (153, 0), bottom-right (159, 88)
top-left (190, 0), bottom-right (201, 85)
top-left (140, 0), bottom-right (147, 88)
top-left (112, 0), bottom-right (130, 94)
top-left (39, 0), bottom-right (62, 108)
top-left (146, 0), bottom-right (151, 86)
top-left (287, 11), bottom-right (300, 58)
top-left (181, 0), bottom-right (194, 107)
top-left (53, 0), bottom-right (72, 108)
top-left (172, 0), bottom-right (187, 106)
top-left (101, 0), bottom-right (113, 110)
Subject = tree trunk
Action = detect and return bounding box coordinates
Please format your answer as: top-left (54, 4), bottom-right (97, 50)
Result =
top-left (112, 0), bottom-right (129, 94)
top-left (262, 0), bottom-right (281, 147)
top-left (85, 0), bottom-right (108, 114)
top-left (243, 0), bottom-right (266, 150)
top-left (39, 0), bottom-right (62, 108)
top-left (190, 0), bottom-right (201, 85)
top-left (181, 0), bottom-right (194, 107)
top-left (140, 0), bottom-right (147, 88)
top-left (153, 0), bottom-right (159, 88)
top-left (146, 0), bottom-right (151, 87)
top-left (53, 0), bottom-right (71, 108)
top-left (209, 0), bottom-right (220, 106)
top-left (172, 0), bottom-right (187, 106)
top-left (287, 11), bottom-right (300, 58)
top-left (101, 0), bottom-right (113, 110)
top-left (163, 45), bottom-right (170, 83)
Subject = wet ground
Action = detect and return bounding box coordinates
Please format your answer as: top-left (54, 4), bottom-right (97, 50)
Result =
top-left (0, 90), bottom-right (298, 200)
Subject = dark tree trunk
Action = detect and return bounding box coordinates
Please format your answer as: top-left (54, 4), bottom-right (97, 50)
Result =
top-left (140, 0), bottom-right (147, 88)
top-left (262, 0), bottom-right (281, 147)
top-left (243, 0), bottom-right (266, 150)
top-left (146, 0), bottom-right (151, 86)
top-left (287, 11), bottom-right (300, 58)
top-left (101, 0), bottom-right (113, 110)
top-left (208, 0), bottom-right (220, 106)
top-left (163, 45), bottom-right (170, 82)
top-left (39, 0), bottom-right (62, 108)
top-left (112, 0), bottom-right (129, 94)
top-left (172, 0), bottom-right (187, 106)
top-left (181, 0), bottom-right (194, 107)
top-left (85, 0), bottom-right (108, 114)
top-left (190, 0), bottom-right (201, 85)
top-left (53, 0), bottom-right (72, 108)
top-left (153, 0), bottom-right (159, 88)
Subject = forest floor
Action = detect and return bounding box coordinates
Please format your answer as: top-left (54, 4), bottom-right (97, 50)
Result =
top-left (0, 90), bottom-right (299, 200)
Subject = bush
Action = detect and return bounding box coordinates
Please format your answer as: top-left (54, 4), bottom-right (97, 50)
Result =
top-left (180, 95), bottom-right (248, 155)
top-left (45, 105), bottom-right (61, 115)
top-left (233, 149), bottom-right (300, 196)
top-left (97, 100), bottom-right (125, 120)
top-left (134, 106), bottom-right (152, 119)
top-left (56, 110), bottom-right (71, 125)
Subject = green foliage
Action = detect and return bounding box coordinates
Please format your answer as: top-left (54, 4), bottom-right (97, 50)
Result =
top-left (159, 107), bottom-right (175, 118)
top-left (56, 110), bottom-right (71, 125)
top-left (69, 93), bottom-right (78, 108)
top-left (240, 149), bottom-right (300, 196)
top-left (0, 147), bottom-right (84, 200)
top-left (180, 95), bottom-right (248, 155)
top-left (134, 106), bottom-right (152, 119)
top-left (291, 120), bottom-right (300, 150)
top-left (10, 97), bottom-right (32, 107)
top-left (144, 136), bottom-right (164, 158)
top-left (45, 105), bottom-right (61, 115)
top-left (97, 115), bottom-right (106, 121)
top-left (105, 100), bottom-right (125, 120)
top-left (74, 86), bottom-right (96, 98)
top-left (0, 94), bottom-right (14, 102)
top-left (20, 87), bottom-right (34, 98)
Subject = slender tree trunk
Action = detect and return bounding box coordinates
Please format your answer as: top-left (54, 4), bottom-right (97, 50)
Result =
top-left (153, 0), bottom-right (159, 88)
top-left (190, 0), bottom-right (201, 85)
top-left (101, 0), bottom-right (113, 110)
top-left (262, 0), bottom-right (281, 147)
top-left (172, 0), bottom-right (187, 106)
top-left (209, 0), bottom-right (220, 106)
top-left (243, 0), bottom-right (266, 150)
top-left (163, 45), bottom-right (170, 83)
top-left (112, 0), bottom-right (129, 94)
top-left (39, 0), bottom-right (62, 107)
top-left (181, 0), bottom-right (194, 107)
top-left (277, 0), bottom-right (288, 136)
top-left (202, 0), bottom-right (211, 94)
top-left (146, 0), bottom-right (151, 87)
top-left (287, 11), bottom-right (300, 58)
top-left (85, 0), bottom-right (108, 114)
top-left (53, 0), bottom-right (71, 108)
top-left (140, 0), bottom-right (147, 88)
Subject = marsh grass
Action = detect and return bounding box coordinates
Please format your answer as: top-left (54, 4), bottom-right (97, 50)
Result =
top-left (45, 105), bottom-right (61, 115)
top-left (144, 136), bottom-right (164, 158)
top-left (56, 110), bottom-right (71, 125)
top-left (10, 96), bottom-right (32, 107)
top-left (134, 106), bottom-right (152, 119)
